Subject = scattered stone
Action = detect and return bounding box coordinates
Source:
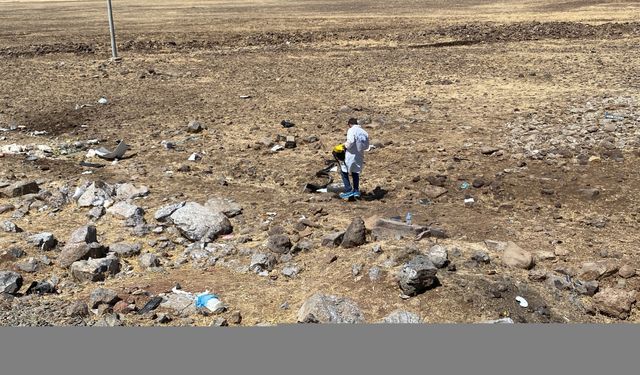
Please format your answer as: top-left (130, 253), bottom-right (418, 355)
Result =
top-left (0, 271), bottom-right (23, 294)
top-left (249, 253), bottom-right (277, 272)
top-left (427, 245), bottom-right (449, 268)
top-left (27, 232), bottom-right (58, 251)
top-left (472, 178), bottom-right (486, 188)
top-left (87, 206), bottom-right (105, 220)
top-left (352, 263), bottom-right (364, 277)
top-left (528, 269), bottom-right (548, 282)
top-left (2, 221), bottom-right (21, 233)
top-left (593, 288), bottom-right (636, 320)
top-left (397, 255), bottom-right (438, 296)
top-left (480, 146), bottom-right (500, 155)
top-left (205, 197), bottom-right (243, 218)
top-left (340, 217), bottom-right (367, 248)
top-left (94, 313), bottom-right (123, 327)
top-left (89, 288), bottom-right (120, 309)
top-left (77, 181), bottom-right (115, 207)
top-left (372, 244), bottom-right (382, 253)
top-left (187, 120), bottom-right (203, 133)
top-left (115, 183), bottom-right (149, 200)
top-left (266, 234), bottom-right (292, 254)
top-left (0, 247), bottom-right (26, 263)
top-left (578, 261), bottom-right (618, 281)
top-left (58, 242), bottom-right (108, 268)
top-left (502, 242), bottom-right (534, 270)
top-left (282, 265), bottom-right (301, 278)
top-left (471, 251), bottom-right (491, 264)
top-left (573, 279), bottom-right (599, 296)
top-left (15, 258), bottom-right (40, 273)
top-left (154, 202), bottom-right (185, 221)
top-left (0, 204), bottom-right (15, 214)
top-left (229, 311), bottom-right (242, 325)
top-left (2, 181), bottom-right (39, 198)
top-left (168, 202), bottom-right (232, 241)
top-left (107, 201), bottom-right (144, 219)
top-left (297, 293), bottom-right (365, 324)
top-left (321, 232), bottom-right (344, 247)
top-left (618, 265), bottom-right (635, 279)
top-left (535, 251), bottom-right (556, 261)
top-left (326, 254), bottom-right (338, 264)
top-left (211, 317), bottom-right (228, 326)
top-left (578, 188), bottom-right (600, 199)
top-left (113, 301), bottom-right (132, 314)
top-left (371, 219), bottom-right (425, 240)
top-left (546, 273), bottom-right (573, 291)
top-left (138, 253), bottom-right (160, 269)
top-left (380, 310), bottom-right (422, 324)
top-left (138, 296), bottom-right (163, 314)
top-left (156, 313), bottom-right (172, 324)
top-left (67, 300), bottom-right (89, 317)
top-left (70, 256), bottom-right (121, 282)
top-left (109, 243), bottom-right (142, 257)
top-left (69, 225), bottom-right (98, 244)
top-left (423, 185), bottom-right (448, 199)
top-left (368, 266), bottom-right (382, 281)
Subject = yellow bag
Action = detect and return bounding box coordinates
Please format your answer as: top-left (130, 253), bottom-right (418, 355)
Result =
top-left (332, 144), bottom-right (345, 161)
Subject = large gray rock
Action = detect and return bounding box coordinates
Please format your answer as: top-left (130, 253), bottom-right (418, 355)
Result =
top-left (205, 197), bottom-right (243, 218)
top-left (115, 183), bottom-right (149, 200)
top-left (2, 181), bottom-right (39, 198)
top-left (0, 271), bottom-right (23, 294)
top-left (573, 279), bottom-right (599, 296)
top-left (593, 288), bottom-right (636, 320)
top-left (546, 273), bottom-right (573, 291)
top-left (109, 243), bottom-right (141, 257)
top-left (27, 232), bottom-right (58, 251)
top-left (578, 261), bottom-right (619, 281)
top-left (321, 232), bottom-right (344, 247)
top-left (371, 219), bottom-right (426, 240)
top-left (89, 287), bottom-right (120, 309)
top-left (397, 255), bottom-right (438, 296)
top-left (154, 202), bottom-right (185, 221)
top-left (168, 202), bottom-right (232, 241)
top-left (2, 221), bottom-right (21, 233)
top-left (70, 256), bottom-right (120, 282)
top-left (69, 225), bottom-right (97, 244)
top-left (138, 253), bottom-right (160, 269)
top-left (77, 181), bottom-right (115, 207)
top-left (341, 217), bottom-right (367, 248)
top-left (249, 253), bottom-right (277, 272)
top-left (427, 245), bottom-right (449, 268)
top-left (297, 293), bottom-right (365, 324)
top-left (266, 234), bottom-right (292, 254)
top-left (58, 242), bottom-right (109, 268)
top-left (380, 310), bottom-right (422, 324)
top-left (107, 201), bottom-right (144, 219)
top-left (502, 242), bottom-right (534, 270)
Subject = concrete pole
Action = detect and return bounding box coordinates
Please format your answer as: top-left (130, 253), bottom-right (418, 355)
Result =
top-left (106, 0), bottom-right (121, 61)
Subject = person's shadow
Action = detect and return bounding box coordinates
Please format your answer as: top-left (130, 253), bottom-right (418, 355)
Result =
top-left (362, 186), bottom-right (387, 201)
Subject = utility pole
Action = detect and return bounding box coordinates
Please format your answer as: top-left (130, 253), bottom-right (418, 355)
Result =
top-left (106, 0), bottom-right (121, 61)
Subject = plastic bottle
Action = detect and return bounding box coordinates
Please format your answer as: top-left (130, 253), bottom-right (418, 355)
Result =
top-left (405, 212), bottom-right (412, 225)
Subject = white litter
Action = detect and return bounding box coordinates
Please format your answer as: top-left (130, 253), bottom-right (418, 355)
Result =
top-left (271, 145), bottom-right (284, 152)
top-left (464, 198), bottom-right (475, 204)
top-left (97, 97), bottom-right (109, 105)
top-left (329, 166), bottom-right (338, 172)
top-left (188, 152), bottom-right (202, 161)
top-left (239, 95), bottom-right (252, 99)
top-left (315, 188), bottom-right (328, 193)
top-left (515, 296), bottom-right (528, 308)
top-left (95, 141), bottom-right (128, 160)
top-left (81, 171), bottom-right (93, 175)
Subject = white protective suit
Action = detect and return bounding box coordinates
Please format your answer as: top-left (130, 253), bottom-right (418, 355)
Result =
top-left (342, 125), bottom-right (370, 173)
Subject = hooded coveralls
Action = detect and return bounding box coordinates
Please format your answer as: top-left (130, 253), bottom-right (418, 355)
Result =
top-left (340, 124), bottom-right (369, 193)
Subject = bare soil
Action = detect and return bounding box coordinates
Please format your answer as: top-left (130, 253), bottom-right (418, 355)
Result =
top-left (1, 0), bottom-right (640, 325)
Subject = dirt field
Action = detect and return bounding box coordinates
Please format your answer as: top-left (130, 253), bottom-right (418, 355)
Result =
top-left (1, 0), bottom-right (640, 325)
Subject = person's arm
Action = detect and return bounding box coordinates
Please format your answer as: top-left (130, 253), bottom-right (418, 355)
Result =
top-left (344, 128), bottom-right (355, 149)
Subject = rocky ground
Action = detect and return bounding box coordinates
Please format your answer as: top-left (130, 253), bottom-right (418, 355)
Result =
top-left (1, 0), bottom-right (640, 326)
